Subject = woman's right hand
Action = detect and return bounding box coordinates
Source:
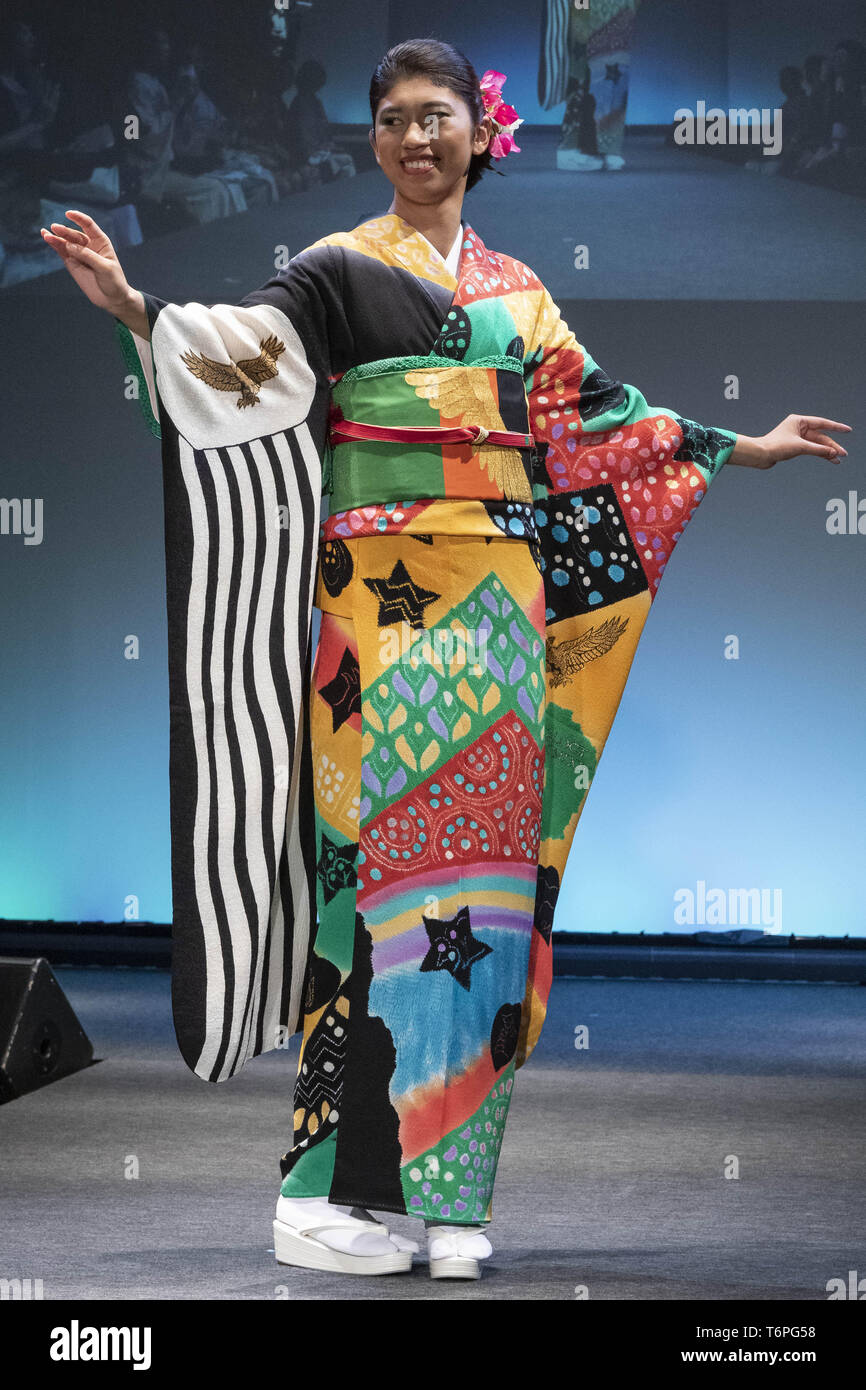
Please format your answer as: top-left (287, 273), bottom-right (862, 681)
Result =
top-left (40, 210), bottom-right (136, 315)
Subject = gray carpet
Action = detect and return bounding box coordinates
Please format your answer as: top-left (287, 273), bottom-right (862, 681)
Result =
top-left (1, 968), bottom-right (863, 1300)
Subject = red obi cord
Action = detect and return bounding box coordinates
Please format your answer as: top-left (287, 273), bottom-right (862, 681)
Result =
top-left (329, 419), bottom-right (535, 449)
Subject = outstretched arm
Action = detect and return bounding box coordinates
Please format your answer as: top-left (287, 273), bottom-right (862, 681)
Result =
top-left (523, 285), bottom-right (851, 490)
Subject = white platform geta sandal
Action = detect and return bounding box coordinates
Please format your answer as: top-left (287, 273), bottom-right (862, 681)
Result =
top-left (427, 1224), bottom-right (493, 1280)
top-left (273, 1196), bottom-right (415, 1275)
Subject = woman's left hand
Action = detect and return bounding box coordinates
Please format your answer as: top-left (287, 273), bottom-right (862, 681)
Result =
top-left (736, 415), bottom-right (852, 469)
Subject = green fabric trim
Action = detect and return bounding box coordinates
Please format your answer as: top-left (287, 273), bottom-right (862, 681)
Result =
top-left (114, 319), bottom-right (161, 439)
top-left (338, 351), bottom-right (523, 385)
top-left (280, 1131), bottom-right (338, 1198)
top-left (710, 428), bottom-right (738, 472)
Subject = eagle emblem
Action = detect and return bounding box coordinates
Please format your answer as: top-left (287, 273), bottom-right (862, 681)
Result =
top-left (546, 615), bottom-right (630, 689)
top-left (179, 334), bottom-right (285, 409)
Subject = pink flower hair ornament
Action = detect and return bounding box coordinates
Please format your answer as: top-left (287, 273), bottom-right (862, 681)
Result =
top-left (479, 69), bottom-right (523, 159)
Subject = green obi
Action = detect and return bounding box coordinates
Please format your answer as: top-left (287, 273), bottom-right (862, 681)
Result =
top-left (326, 353), bottom-right (532, 512)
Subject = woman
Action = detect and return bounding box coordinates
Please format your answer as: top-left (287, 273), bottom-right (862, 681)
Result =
top-left (42, 39), bottom-right (849, 1282)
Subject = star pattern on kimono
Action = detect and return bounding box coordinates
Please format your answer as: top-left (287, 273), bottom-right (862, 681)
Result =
top-left (316, 834), bottom-right (358, 905)
top-left (363, 559), bottom-right (440, 630)
top-left (319, 645), bottom-right (361, 732)
top-left (419, 906), bottom-right (492, 991)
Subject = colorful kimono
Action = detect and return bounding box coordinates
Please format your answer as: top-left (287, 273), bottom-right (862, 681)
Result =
top-left (539, 0), bottom-right (641, 157)
top-left (116, 212), bottom-right (736, 1224)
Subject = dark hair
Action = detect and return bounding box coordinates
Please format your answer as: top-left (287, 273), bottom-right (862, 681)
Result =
top-left (779, 66), bottom-right (803, 98)
top-left (297, 59), bottom-right (326, 93)
top-left (369, 38), bottom-right (502, 191)
top-left (836, 38), bottom-right (866, 77)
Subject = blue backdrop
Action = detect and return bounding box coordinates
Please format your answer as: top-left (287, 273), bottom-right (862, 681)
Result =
top-left (1, 0), bottom-right (863, 938)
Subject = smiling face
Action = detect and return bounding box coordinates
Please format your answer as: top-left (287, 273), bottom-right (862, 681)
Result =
top-left (369, 75), bottom-right (491, 207)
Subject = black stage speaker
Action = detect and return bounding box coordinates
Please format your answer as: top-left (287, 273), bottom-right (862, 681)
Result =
top-left (0, 957), bottom-right (94, 1103)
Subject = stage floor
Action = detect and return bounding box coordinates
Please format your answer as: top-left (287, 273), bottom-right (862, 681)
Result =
top-left (1, 968), bottom-right (863, 1301)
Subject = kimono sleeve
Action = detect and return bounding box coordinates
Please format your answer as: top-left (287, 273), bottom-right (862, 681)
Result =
top-left (110, 247), bottom-right (339, 1084)
top-left (516, 285), bottom-right (737, 1068)
top-left (524, 285), bottom-right (738, 594)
